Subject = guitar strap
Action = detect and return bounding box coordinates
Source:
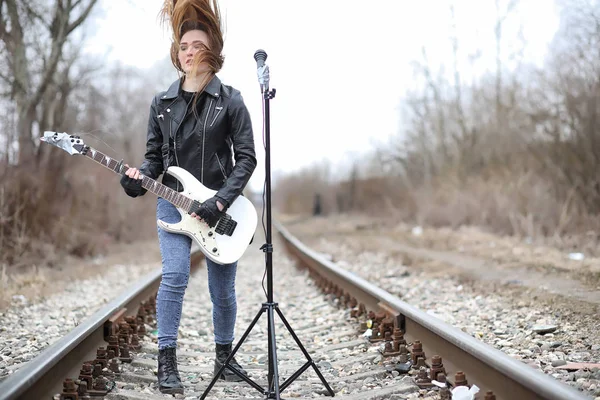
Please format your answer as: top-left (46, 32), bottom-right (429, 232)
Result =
top-left (158, 111), bottom-right (170, 172)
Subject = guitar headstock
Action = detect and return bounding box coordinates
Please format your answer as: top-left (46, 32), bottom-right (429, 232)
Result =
top-left (40, 131), bottom-right (88, 155)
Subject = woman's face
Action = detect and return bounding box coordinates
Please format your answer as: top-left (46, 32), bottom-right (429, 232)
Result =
top-left (178, 29), bottom-right (210, 74)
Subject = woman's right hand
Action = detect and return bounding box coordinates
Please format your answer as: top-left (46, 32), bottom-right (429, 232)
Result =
top-left (120, 164), bottom-right (146, 198)
top-left (125, 165), bottom-right (141, 179)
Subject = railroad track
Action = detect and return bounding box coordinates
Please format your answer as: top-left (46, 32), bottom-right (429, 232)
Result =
top-left (0, 222), bottom-right (591, 399)
top-left (276, 221), bottom-right (593, 400)
top-left (0, 250), bottom-right (206, 400)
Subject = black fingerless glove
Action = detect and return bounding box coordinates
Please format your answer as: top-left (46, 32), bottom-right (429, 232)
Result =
top-left (120, 175), bottom-right (147, 198)
top-left (190, 196), bottom-right (226, 227)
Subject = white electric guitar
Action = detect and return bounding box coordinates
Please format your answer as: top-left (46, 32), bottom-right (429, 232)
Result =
top-left (41, 131), bottom-right (257, 265)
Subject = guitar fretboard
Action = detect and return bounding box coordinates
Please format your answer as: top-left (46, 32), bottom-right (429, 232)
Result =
top-left (82, 146), bottom-right (195, 212)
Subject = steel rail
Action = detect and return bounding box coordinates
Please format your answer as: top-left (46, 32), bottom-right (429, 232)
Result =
top-left (0, 248), bottom-right (204, 400)
top-left (275, 220), bottom-right (590, 400)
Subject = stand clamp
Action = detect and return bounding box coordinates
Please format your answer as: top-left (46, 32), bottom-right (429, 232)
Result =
top-left (264, 88), bottom-right (276, 100)
top-left (260, 243), bottom-right (274, 253)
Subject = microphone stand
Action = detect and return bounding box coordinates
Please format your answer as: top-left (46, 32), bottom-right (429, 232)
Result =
top-left (200, 50), bottom-right (335, 400)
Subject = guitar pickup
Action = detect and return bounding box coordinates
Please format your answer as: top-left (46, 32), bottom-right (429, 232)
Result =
top-left (215, 214), bottom-right (237, 236)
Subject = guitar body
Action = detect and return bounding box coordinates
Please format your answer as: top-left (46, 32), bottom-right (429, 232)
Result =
top-left (157, 166), bottom-right (257, 265)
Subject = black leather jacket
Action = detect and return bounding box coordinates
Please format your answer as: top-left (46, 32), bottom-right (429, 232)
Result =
top-left (139, 75), bottom-right (257, 208)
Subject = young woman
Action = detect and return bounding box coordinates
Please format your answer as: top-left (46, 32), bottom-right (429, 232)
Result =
top-left (119, 0), bottom-right (256, 394)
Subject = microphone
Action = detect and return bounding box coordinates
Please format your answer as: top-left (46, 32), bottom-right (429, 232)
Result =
top-left (254, 49), bottom-right (269, 92)
top-left (254, 49), bottom-right (267, 68)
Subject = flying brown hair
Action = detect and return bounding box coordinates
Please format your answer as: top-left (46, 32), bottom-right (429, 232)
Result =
top-left (159, 0), bottom-right (225, 94)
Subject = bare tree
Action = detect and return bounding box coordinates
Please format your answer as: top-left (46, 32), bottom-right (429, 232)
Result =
top-left (494, 0), bottom-right (519, 126)
top-left (0, 0), bottom-right (100, 164)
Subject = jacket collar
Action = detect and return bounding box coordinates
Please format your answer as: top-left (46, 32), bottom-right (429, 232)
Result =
top-left (161, 75), bottom-right (222, 100)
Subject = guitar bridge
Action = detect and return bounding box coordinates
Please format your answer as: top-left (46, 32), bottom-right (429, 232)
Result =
top-left (216, 214), bottom-right (237, 236)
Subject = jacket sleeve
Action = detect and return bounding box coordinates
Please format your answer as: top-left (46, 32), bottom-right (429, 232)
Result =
top-left (139, 95), bottom-right (164, 180)
top-left (215, 90), bottom-right (257, 207)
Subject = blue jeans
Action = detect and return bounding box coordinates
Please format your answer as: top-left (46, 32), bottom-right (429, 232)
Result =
top-left (155, 197), bottom-right (238, 349)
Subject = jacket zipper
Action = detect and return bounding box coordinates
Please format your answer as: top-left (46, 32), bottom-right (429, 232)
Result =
top-left (172, 123), bottom-right (181, 192)
top-left (215, 152), bottom-right (227, 180)
top-left (201, 99), bottom-right (214, 184)
top-left (166, 98), bottom-right (184, 193)
top-left (210, 106), bottom-right (223, 127)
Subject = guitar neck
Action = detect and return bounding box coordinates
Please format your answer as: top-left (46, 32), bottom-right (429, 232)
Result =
top-left (83, 147), bottom-right (194, 212)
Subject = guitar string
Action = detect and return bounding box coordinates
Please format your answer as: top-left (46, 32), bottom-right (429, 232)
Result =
top-left (77, 130), bottom-right (121, 159)
top-left (86, 146), bottom-right (194, 212)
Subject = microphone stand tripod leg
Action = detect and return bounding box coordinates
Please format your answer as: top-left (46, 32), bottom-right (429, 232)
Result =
top-left (267, 302), bottom-right (281, 399)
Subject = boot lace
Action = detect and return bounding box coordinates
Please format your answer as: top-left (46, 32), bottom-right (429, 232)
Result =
top-left (164, 349), bottom-right (179, 377)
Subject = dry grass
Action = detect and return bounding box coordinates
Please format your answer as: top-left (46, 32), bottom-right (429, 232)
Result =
top-left (273, 164), bottom-right (600, 259)
top-left (282, 212), bottom-right (600, 292)
top-left (0, 153), bottom-right (158, 308)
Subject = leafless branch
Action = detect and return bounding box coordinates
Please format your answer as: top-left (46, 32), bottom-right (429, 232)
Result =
top-left (67, 0), bottom-right (97, 35)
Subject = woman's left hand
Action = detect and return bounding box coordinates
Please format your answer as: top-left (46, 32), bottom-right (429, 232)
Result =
top-left (190, 197), bottom-right (225, 227)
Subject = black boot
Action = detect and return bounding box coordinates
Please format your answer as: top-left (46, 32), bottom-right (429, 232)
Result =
top-left (214, 343), bottom-right (248, 382)
top-left (157, 347), bottom-right (184, 394)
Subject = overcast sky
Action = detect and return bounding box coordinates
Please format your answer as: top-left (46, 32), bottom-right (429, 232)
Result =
top-left (84, 0), bottom-right (559, 191)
